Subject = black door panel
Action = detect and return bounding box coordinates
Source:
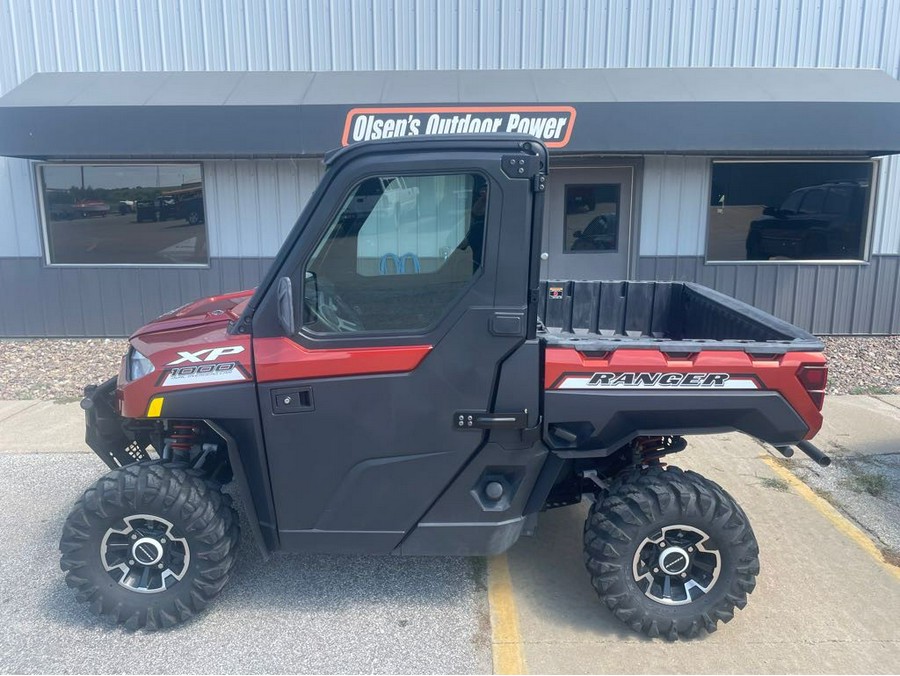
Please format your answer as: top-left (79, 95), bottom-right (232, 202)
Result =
top-left (250, 140), bottom-right (546, 554)
top-left (258, 307), bottom-right (527, 552)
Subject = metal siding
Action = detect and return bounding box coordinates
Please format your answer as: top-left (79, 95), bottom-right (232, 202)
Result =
top-left (637, 255), bottom-right (900, 335)
top-left (0, 257), bottom-right (277, 336)
top-left (640, 155), bottom-right (709, 257)
top-left (11, 252), bottom-right (898, 335)
top-left (204, 158), bottom-right (322, 258)
top-left (874, 156), bottom-right (900, 255)
top-left (0, 0), bottom-right (899, 331)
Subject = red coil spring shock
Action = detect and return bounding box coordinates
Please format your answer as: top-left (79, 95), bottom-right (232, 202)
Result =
top-left (636, 436), bottom-right (668, 465)
top-left (168, 422), bottom-right (200, 454)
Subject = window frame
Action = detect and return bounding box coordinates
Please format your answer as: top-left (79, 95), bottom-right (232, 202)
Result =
top-left (34, 160), bottom-right (211, 268)
top-left (298, 168), bottom-right (491, 340)
top-left (704, 157), bottom-right (880, 266)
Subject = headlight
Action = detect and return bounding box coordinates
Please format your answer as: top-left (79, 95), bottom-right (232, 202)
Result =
top-left (128, 348), bottom-right (155, 381)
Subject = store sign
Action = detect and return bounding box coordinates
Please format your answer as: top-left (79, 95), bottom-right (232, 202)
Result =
top-left (342, 106), bottom-right (576, 148)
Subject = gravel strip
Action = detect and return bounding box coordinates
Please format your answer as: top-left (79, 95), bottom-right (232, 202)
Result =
top-left (787, 452), bottom-right (900, 555)
top-left (821, 336), bottom-right (900, 395)
top-left (0, 339), bottom-right (127, 401)
top-left (0, 335), bottom-right (898, 400)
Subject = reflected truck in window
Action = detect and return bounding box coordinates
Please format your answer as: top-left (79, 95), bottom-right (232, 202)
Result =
top-left (745, 180), bottom-right (869, 261)
top-left (570, 212), bottom-right (618, 251)
top-left (136, 186), bottom-right (205, 225)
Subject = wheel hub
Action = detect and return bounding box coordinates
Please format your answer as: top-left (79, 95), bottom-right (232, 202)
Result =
top-left (100, 514), bottom-right (190, 594)
top-left (658, 545), bottom-right (690, 575)
top-left (632, 524), bottom-right (721, 606)
top-left (131, 537), bottom-right (164, 566)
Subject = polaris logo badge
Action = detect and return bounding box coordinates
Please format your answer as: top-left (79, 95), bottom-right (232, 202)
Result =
top-left (556, 372), bottom-right (760, 390)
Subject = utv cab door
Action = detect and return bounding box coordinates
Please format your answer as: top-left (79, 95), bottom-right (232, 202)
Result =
top-left (250, 139), bottom-right (547, 555)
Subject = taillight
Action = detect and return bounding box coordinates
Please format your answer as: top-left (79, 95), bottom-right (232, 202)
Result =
top-left (797, 365), bottom-right (828, 410)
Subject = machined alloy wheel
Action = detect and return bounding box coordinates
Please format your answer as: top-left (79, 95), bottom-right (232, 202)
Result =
top-left (60, 461), bottom-right (239, 630)
top-left (631, 524), bottom-right (721, 606)
top-left (100, 514), bottom-right (191, 594)
top-left (583, 466), bottom-right (759, 640)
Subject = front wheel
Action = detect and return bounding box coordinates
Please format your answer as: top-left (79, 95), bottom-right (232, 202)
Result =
top-left (583, 466), bottom-right (759, 640)
top-left (59, 461), bottom-right (239, 630)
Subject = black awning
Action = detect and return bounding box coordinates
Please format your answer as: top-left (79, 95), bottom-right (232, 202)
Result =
top-left (1, 68), bottom-right (900, 159)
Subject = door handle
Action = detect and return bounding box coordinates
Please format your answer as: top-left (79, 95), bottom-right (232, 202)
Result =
top-left (271, 386), bottom-right (314, 414)
top-left (454, 411), bottom-right (528, 429)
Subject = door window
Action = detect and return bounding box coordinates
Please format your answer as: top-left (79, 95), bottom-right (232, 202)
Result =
top-left (303, 173), bottom-right (486, 334)
top-left (563, 184), bottom-right (620, 252)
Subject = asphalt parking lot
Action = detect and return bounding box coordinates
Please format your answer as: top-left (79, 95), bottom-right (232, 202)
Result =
top-left (0, 454), bottom-right (490, 674)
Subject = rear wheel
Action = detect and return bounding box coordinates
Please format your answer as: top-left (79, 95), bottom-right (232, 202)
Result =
top-left (59, 461), bottom-right (239, 630)
top-left (583, 466), bottom-right (759, 640)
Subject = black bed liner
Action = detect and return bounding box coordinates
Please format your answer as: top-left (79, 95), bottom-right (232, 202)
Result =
top-left (537, 280), bottom-right (823, 354)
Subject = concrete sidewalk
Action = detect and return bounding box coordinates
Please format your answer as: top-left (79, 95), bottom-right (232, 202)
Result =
top-left (506, 427), bottom-right (900, 674)
top-left (790, 395), bottom-right (900, 554)
top-left (0, 400), bottom-right (88, 453)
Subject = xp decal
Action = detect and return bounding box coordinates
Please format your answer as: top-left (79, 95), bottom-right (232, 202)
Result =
top-left (157, 361), bottom-right (249, 387)
top-left (553, 372), bottom-right (761, 390)
top-left (342, 106), bottom-right (576, 148)
top-left (167, 346), bottom-right (245, 365)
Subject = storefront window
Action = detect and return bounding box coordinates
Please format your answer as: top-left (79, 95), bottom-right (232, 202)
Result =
top-left (706, 161), bottom-right (874, 262)
top-left (39, 163), bottom-right (208, 265)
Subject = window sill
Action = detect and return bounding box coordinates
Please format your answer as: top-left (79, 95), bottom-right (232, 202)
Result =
top-left (43, 262), bottom-right (211, 269)
top-left (703, 259), bottom-right (869, 266)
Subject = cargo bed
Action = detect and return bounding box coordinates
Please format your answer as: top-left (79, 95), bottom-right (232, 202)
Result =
top-left (538, 280), bottom-right (823, 354)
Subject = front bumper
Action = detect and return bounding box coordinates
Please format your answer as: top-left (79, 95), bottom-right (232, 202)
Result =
top-left (81, 377), bottom-right (149, 469)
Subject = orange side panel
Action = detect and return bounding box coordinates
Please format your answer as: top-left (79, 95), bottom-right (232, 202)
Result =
top-left (253, 337), bottom-right (432, 383)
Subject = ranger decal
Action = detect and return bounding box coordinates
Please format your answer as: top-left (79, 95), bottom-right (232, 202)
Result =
top-left (555, 372), bottom-right (760, 390)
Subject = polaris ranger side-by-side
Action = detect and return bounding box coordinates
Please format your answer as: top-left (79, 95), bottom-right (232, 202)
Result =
top-left (65, 138), bottom-right (829, 638)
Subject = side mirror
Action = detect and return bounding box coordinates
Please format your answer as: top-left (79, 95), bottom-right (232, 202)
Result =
top-left (762, 206), bottom-right (778, 217)
top-left (276, 276), bottom-right (295, 336)
top-left (574, 230), bottom-right (583, 238)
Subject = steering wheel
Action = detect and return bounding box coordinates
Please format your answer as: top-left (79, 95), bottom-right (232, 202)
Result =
top-left (306, 281), bottom-right (364, 333)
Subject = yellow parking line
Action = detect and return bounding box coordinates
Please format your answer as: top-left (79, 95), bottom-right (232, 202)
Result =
top-left (762, 455), bottom-right (900, 582)
top-left (487, 554), bottom-right (526, 675)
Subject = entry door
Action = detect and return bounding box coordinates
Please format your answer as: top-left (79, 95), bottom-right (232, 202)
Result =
top-left (251, 145), bottom-right (541, 554)
top-left (542, 167), bottom-right (633, 280)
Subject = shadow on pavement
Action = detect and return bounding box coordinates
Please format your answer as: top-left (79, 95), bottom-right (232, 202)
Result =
top-left (508, 502), bottom-right (651, 642)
